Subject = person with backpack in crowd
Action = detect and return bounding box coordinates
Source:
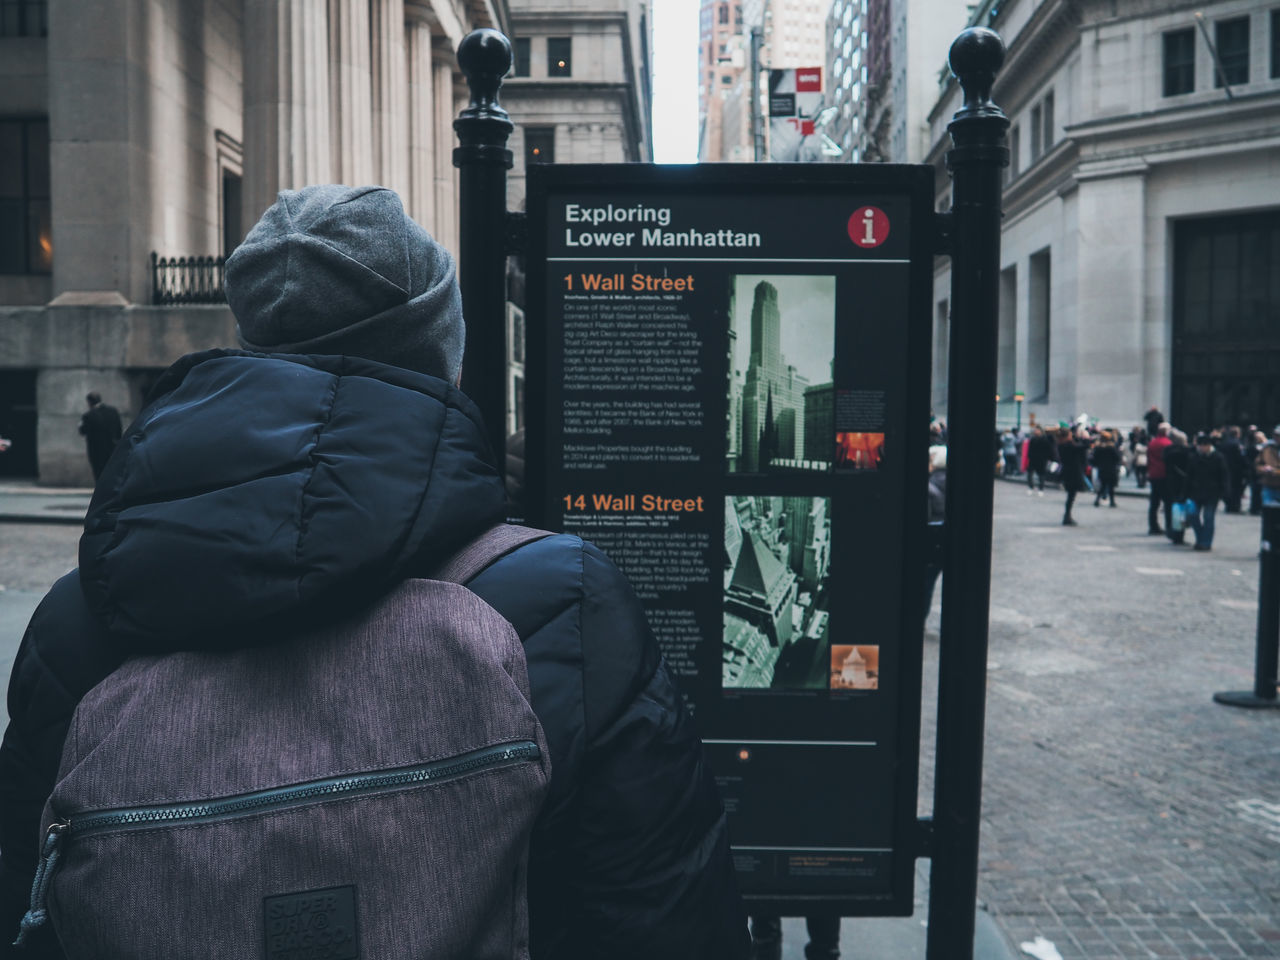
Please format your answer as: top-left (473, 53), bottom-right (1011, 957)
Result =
top-left (0, 186), bottom-right (750, 960)
top-left (1187, 433), bottom-right (1229, 551)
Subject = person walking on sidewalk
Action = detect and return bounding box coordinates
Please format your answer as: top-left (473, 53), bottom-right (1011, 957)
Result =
top-left (1187, 433), bottom-right (1228, 551)
top-left (1057, 427), bottom-right (1088, 526)
top-left (1026, 425), bottom-right (1053, 495)
top-left (1146, 423), bottom-right (1172, 535)
top-left (77, 392), bottom-right (123, 483)
top-left (1218, 426), bottom-right (1246, 514)
top-left (1091, 430), bottom-right (1121, 508)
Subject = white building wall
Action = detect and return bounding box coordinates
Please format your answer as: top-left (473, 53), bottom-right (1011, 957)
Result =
top-left (926, 0), bottom-right (1280, 430)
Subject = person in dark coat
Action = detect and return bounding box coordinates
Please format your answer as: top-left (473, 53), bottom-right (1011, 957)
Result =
top-left (1090, 430), bottom-right (1121, 508)
top-left (1187, 433), bottom-right (1229, 550)
top-left (1163, 429), bottom-right (1192, 545)
top-left (1217, 426), bottom-right (1245, 513)
top-left (1143, 406), bottom-right (1165, 439)
top-left (1026, 425), bottom-right (1053, 494)
top-left (0, 186), bottom-right (750, 960)
top-left (76, 392), bottom-right (122, 482)
top-left (1056, 428), bottom-right (1088, 525)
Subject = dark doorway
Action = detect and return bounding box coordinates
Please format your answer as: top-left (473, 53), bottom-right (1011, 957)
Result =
top-left (0, 370), bottom-right (38, 477)
top-left (1171, 209), bottom-right (1280, 432)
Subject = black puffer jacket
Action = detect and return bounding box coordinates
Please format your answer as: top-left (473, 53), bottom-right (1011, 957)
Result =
top-left (0, 350), bottom-right (748, 960)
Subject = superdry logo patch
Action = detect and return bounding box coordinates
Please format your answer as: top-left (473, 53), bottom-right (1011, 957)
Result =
top-left (263, 885), bottom-right (359, 960)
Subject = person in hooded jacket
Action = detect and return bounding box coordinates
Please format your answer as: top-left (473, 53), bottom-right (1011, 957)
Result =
top-left (0, 186), bottom-right (750, 960)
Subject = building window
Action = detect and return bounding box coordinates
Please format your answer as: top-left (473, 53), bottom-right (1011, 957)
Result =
top-left (1272, 9), bottom-right (1280, 78)
top-left (0, 0), bottom-right (46, 37)
top-left (1028, 249), bottom-right (1051, 400)
top-left (998, 266), bottom-right (1017, 398)
top-left (1009, 123), bottom-right (1020, 177)
top-left (513, 37), bottom-right (530, 77)
top-left (1215, 16), bottom-right (1249, 86)
top-left (1029, 104), bottom-right (1042, 161)
top-left (719, 3), bottom-right (729, 24)
top-left (0, 118), bottom-right (51, 275)
top-left (525, 127), bottom-right (555, 166)
top-left (1163, 28), bottom-right (1195, 95)
top-left (547, 37), bottom-right (572, 77)
top-left (1041, 91), bottom-right (1054, 150)
top-left (221, 171), bottom-right (242, 259)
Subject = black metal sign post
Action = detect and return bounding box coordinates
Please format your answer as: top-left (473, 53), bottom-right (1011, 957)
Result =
top-left (454, 29), bottom-right (515, 471)
top-left (452, 24), bottom-right (1012, 956)
top-left (1213, 504), bottom-right (1280, 709)
top-left (927, 29), bottom-right (1009, 960)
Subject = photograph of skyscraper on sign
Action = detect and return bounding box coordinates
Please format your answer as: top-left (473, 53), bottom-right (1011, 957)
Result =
top-left (723, 495), bottom-right (832, 690)
top-left (726, 275), bottom-right (836, 474)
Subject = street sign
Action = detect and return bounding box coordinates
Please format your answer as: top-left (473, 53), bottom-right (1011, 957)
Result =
top-left (525, 163), bottom-right (936, 914)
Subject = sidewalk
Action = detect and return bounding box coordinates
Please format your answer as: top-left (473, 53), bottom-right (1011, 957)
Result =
top-left (776, 860), bottom-right (1021, 958)
top-left (0, 482), bottom-right (93, 524)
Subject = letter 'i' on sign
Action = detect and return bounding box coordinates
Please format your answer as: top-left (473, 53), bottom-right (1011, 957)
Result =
top-left (848, 207), bottom-right (890, 248)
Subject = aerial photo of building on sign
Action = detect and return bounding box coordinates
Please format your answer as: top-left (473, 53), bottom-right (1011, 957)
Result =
top-left (723, 495), bottom-right (831, 689)
top-left (726, 275), bottom-right (835, 474)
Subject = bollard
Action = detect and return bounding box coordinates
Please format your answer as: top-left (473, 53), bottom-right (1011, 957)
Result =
top-left (927, 27), bottom-right (1009, 960)
top-left (454, 29), bottom-right (515, 473)
top-left (1213, 503), bottom-right (1280, 709)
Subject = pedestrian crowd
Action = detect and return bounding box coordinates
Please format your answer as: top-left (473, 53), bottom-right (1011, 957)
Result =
top-left (991, 407), bottom-right (1280, 551)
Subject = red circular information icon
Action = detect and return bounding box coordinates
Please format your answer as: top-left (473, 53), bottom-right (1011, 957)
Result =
top-left (848, 206), bottom-right (890, 248)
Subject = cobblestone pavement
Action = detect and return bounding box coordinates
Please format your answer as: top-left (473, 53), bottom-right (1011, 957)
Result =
top-left (3, 486), bottom-right (1278, 958)
top-left (0, 523), bottom-right (81, 681)
top-left (921, 484), bottom-right (1280, 959)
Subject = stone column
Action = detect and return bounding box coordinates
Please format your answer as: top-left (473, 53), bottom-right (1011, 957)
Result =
top-left (1074, 162), bottom-right (1148, 421)
top-left (370, 0), bottom-right (409, 199)
top-left (47, 0), bottom-right (146, 302)
top-left (404, 16), bottom-right (435, 229)
top-left (242, 0), bottom-right (333, 224)
top-left (432, 46), bottom-right (458, 254)
top-left (328, 0), bottom-right (374, 185)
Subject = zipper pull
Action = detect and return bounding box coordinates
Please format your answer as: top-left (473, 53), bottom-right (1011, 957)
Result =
top-left (12, 820), bottom-right (68, 948)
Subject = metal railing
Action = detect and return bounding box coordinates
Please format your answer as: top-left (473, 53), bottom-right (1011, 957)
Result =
top-left (150, 253), bottom-right (227, 305)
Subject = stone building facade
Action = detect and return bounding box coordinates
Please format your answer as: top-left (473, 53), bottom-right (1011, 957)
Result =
top-left (926, 0), bottom-right (1280, 431)
top-left (0, 0), bottom-right (652, 484)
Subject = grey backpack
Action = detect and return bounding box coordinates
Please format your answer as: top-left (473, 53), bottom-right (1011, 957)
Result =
top-left (17, 524), bottom-right (552, 960)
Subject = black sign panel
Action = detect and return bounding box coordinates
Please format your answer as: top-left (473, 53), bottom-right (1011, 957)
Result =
top-left (525, 163), bottom-right (933, 915)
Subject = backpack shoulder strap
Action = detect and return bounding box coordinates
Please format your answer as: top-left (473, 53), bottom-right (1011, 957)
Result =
top-left (430, 523), bottom-right (555, 585)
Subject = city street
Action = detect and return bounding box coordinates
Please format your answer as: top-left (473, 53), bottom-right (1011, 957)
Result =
top-left (921, 482), bottom-right (1280, 959)
top-left (1, 480), bottom-right (1278, 957)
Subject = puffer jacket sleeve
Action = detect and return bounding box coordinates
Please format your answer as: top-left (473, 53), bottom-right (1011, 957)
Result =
top-left (533, 540), bottom-right (749, 958)
top-left (1, 573), bottom-right (123, 960)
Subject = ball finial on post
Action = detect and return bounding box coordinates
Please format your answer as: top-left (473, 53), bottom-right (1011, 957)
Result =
top-left (948, 27), bottom-right (1006, 120)
top-left (457, 28), bottom-right (514, 124)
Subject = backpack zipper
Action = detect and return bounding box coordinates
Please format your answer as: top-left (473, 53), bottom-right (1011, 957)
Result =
top-left (13, 740), bottom-right (539, 946)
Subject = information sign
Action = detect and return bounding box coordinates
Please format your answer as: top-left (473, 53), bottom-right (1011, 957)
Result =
top-left (525, 164), bottom-right (934, 914)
